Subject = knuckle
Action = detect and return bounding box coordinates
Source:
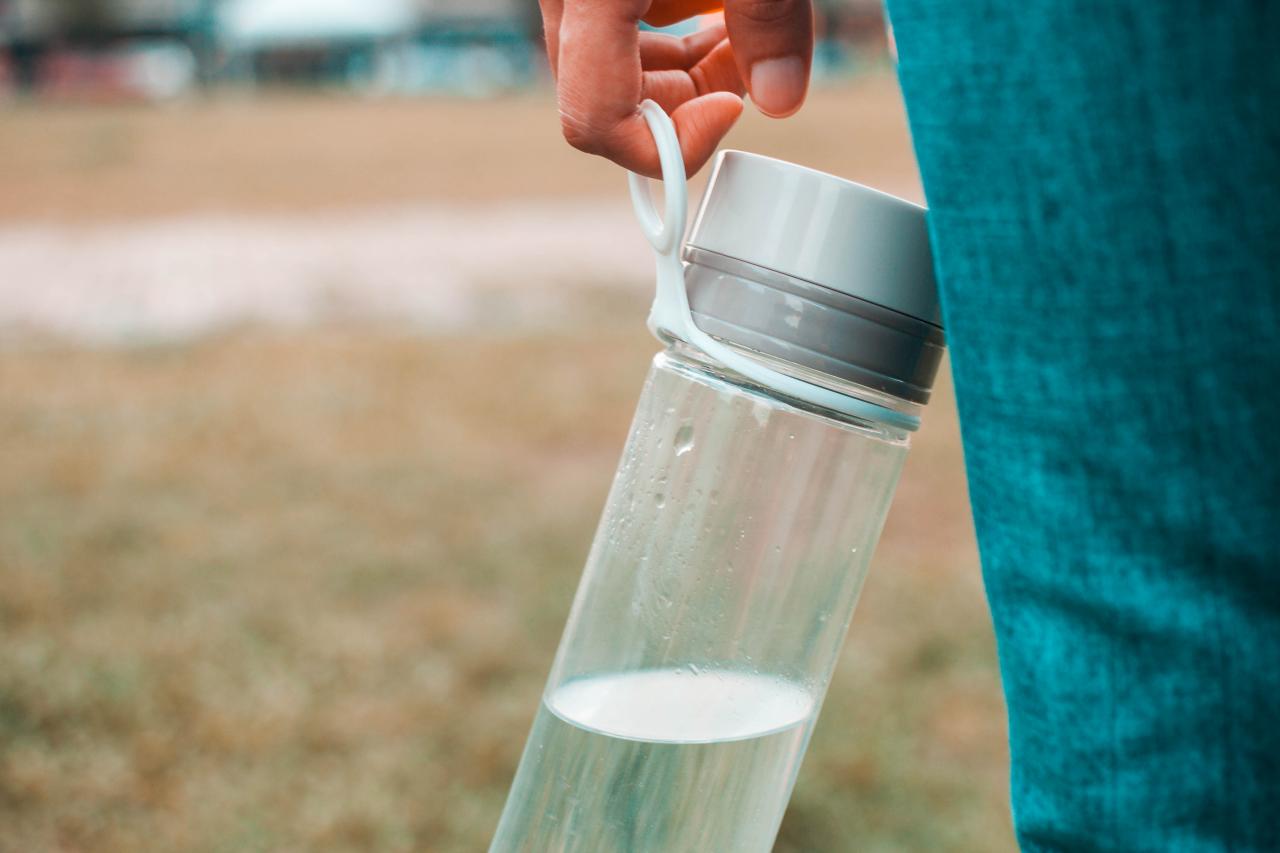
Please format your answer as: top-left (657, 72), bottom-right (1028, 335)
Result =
top-left (558, 112), bottom-right (602, 154)
top-left (734, 0), bottom-right (804, 24)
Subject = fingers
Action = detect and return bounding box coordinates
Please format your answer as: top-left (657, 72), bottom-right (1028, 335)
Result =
top-left (628, 92), bottom-right (745, 178)
top-left (640, 36), bottom-right (743, 114)
top-left (538, 0), bottom-right (564, 78)
top-left (637, 22), bottom-right (726, 70)
top-left (722, 0), bottom-right (813, 117)
top-left (564, 90), bottom-right (742, 179)
top-left (671, 92), bottom-right (745, 175)
top-left (687, 39), bottom-right (744, 97)
top-left (555, 1), bottom-right (743, 176)
top-left (555, 1), bottom-right (647, 157)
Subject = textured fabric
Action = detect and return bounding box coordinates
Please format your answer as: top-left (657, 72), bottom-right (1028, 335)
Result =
top-left (883, 2), bottom-right (1280, 850)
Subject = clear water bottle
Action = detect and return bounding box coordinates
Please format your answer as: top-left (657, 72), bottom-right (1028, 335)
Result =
top-left (490, 103), bottom-right (944, 853)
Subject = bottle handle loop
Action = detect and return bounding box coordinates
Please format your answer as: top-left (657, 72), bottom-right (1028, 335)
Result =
top-left (626, 100), bottom-right (919, 432)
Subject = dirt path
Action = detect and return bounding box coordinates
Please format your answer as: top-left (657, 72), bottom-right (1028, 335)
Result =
top-left (0, 200), bottom-right (652, 343)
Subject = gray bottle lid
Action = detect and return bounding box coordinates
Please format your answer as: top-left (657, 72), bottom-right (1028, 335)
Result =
top-left (687, 151), bottom-right (941, 328)
top-left (628, 100), bottom-right (941, 427)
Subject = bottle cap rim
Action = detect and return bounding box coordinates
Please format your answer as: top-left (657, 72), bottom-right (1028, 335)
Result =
top-left (687, 150), bottom-right (941, 328)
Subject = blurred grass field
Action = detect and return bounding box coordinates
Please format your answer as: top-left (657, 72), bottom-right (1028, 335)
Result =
top-left (0, 77), bottom-right (1013, 851)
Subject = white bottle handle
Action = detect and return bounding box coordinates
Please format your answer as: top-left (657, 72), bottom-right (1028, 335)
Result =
top-left (627, 100), bottom-right (920, 432)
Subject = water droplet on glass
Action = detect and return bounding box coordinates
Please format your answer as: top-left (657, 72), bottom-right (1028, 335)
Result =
top-left (654, 492), bottom-right (665, 508)
top-left (674, 422), bottom-right (695, 456)
top-left (688, 664), bottom-right (700, 676)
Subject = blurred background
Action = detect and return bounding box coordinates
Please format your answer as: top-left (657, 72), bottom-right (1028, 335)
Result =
top-left (0, 1), bottom-right (1011, 850)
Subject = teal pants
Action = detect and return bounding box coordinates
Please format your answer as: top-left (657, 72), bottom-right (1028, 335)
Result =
top-left (885, 1), bottom-right (1280, 849)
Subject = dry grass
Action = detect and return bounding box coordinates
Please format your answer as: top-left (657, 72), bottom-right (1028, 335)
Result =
top-left (0, 80), bottom-right (1011, 851)
top-left (0, 319), bottom-right (648, 852)
top-left (0, 322), bottom-right (1010, 852)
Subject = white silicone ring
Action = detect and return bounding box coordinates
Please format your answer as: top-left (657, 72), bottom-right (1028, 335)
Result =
top-left (627, 101), bottom-right (686, 255)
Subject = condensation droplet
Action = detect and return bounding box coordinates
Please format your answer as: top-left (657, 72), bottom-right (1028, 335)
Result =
top-left (654, 492), bottom-right (666, 508)
top-left (688, 664), bottom-right (700, 676)
top-left (674, 422), bottom-right (695, 456)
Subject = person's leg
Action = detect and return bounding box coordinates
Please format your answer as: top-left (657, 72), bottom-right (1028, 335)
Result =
top-left (884, 1), bottom-right (1280, 849)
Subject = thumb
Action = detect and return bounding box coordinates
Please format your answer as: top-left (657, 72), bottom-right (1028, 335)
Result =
top-left (722, 0), bottom-right (814, 117)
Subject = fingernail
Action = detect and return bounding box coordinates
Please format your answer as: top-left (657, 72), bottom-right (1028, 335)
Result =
top-left (750, 56), bottom-right (806, 117)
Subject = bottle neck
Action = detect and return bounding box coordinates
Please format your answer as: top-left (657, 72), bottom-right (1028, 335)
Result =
top-left (663, 341), bottom-right (914, 443)
top-left (682, 247), bottom-right (946, 407)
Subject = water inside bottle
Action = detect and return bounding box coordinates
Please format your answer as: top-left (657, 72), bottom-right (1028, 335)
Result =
top-left (489, 668), bottom-right (816, 853)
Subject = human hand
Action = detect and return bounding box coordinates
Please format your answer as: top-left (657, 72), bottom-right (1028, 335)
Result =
top-left (539, 1), bottom-right (814, 177)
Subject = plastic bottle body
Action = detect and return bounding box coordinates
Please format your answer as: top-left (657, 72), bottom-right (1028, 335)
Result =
top-left (490, 345), bottom-right (910, 853)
